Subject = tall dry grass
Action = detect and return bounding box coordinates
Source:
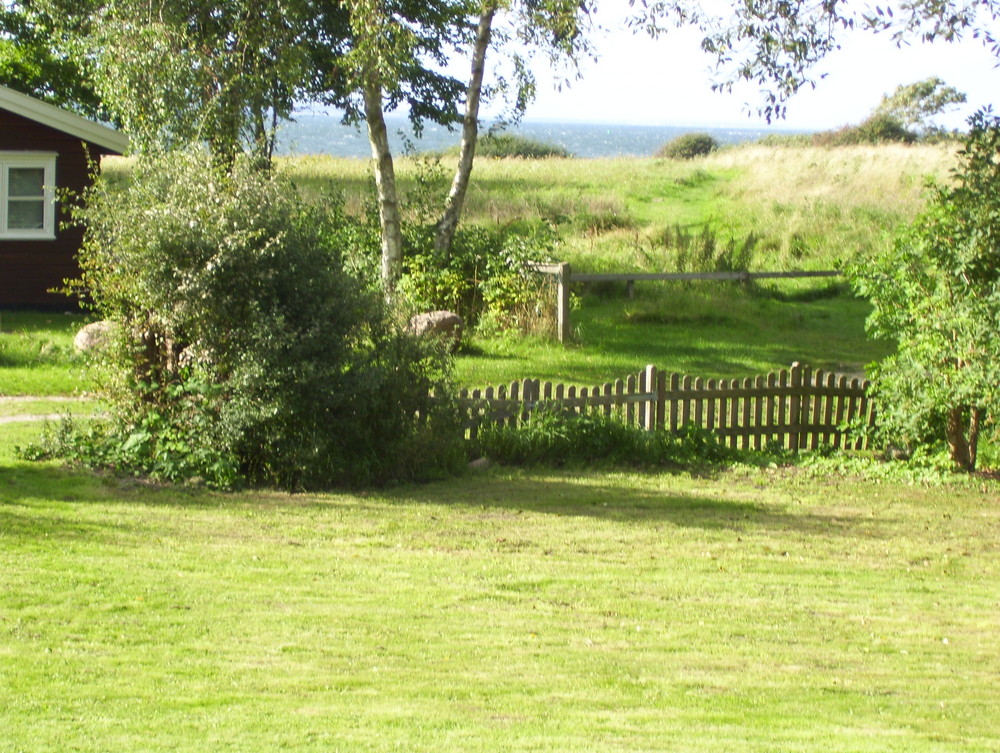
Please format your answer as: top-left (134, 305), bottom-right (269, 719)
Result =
top-left (707, 143), bottom-right (957, 216)
top-left (106, 143), bottom-right (960, 272)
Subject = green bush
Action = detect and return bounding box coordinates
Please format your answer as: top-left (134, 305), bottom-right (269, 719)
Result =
top-left (37, 148), bottom-right (463, 490)
top-left (814, 114), bottom-right (918, 146)
top-left (472, 132), bottom-right (571, 159)
top-left (655, 133), bottom-right (719, 160)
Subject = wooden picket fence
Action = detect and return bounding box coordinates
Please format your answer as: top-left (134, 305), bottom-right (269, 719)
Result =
top-left (458, 362), bottom-right (875, 451)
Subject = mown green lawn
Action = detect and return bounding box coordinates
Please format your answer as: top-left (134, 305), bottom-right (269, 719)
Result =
top-left (3, 146), bottom-right (996, 751)
top-left (0, 312), bottom-right (88, 396)
top-left (2, 416), bottom-right (998, 752)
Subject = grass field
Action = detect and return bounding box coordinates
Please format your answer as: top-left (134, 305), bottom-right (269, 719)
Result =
top-left (2, 417), bottom-right (999, 752)
top-left (7, 434), bottom-right (996, 753)
top-left (0, 312), bottom-right (88, 396)
top-left (278, 142), bottom-right (957, 272)
top-left (454, 282), bottom-right (890, 387)
top-left (3, 145), bottom-right (999, 752)
top-left (276, 144), bottom-right (953, 386)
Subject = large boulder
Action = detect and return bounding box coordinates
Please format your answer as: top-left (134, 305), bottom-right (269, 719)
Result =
top-left (73, 320), bottom-right (115, 353)
top-left (409, 310), bottom-right (463, 351)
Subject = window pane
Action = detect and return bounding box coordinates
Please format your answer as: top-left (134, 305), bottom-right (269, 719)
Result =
top-left (9, 167), bottom-right (45, 198)
top-left (7, 199), bottom-right (45, 229)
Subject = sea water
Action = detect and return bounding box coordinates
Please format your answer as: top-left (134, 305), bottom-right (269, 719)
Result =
top-left (275, 112), bottom-right (791, 158)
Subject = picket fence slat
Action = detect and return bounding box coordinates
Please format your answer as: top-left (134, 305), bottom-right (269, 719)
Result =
top-left (458, 362), bottom-right (873, 452)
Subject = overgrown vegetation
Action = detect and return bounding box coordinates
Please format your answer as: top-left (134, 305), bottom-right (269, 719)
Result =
top-left (638, 225), bottom-right (757, 275)
top-left (812, 113), bottom-right (918, 146)
top-left (28, 150), bottom-right (463, 489)
top-left (474, 408), bottom-right (737, 467)
top-left (810, 79), bottom-right (966, 147)
top-left (399, 223), bottom-right (559, 335)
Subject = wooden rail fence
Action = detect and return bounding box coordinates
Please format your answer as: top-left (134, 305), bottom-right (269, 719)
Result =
top-left (458, 362), bottom-right (875, 451)
top-left (528, 263), bottom-right (842, 342)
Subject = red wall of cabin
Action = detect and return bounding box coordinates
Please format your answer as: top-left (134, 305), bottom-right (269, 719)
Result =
top-left (0, 107), bottom-right (115, 309)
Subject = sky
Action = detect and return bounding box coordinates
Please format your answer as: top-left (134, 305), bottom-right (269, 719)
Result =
top-left (509, 0), bottom-right (1000, 131)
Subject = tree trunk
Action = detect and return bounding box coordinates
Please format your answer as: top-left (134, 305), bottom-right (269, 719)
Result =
top-left (434, 5), bottom-right (495, 257)
top-left (363, 82), bottom-right (404, 299)
top-left (945, 405), bottom-right (975, 471)
top-left (968, 406), bottom-right (984, 472)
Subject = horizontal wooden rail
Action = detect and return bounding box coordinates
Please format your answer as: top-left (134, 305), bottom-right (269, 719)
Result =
top-left (526, 262), bottom-right (842, 342)
top-left (571, 269), bottom-right (841, 283)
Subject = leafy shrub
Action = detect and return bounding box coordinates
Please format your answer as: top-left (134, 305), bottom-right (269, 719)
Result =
top-left (398, 222), bottom-right (560, 336)
top-left (813, 114), bottom-right (917, 146)
top-left (473, 132), bottom-right (571, 159)
top-left (38, 148), bottom-right (463, 490)
top-left (849, 111), bottom-right (1000, 471)
top-left (655, 133), bottom-right (719, 160)
top-left (474, 408), bottom-right (735, 467)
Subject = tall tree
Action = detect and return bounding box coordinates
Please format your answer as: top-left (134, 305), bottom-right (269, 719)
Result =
top-left (330, 0), bottom-right (593, 293)
top-left (873, 77), bottom-right (967, 134)
top-left (31, 0), bottom-right (320, 165)
top-left (434, 0), bottom-right (592, 256)
top-left (331, 0), bottom-right (472, 295)
top-left (434, 3), bottom-right (496, 257)
top-left (87, 0), bottom-right (314, 164)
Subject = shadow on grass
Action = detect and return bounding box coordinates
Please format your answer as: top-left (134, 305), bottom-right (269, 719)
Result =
top-left (384, 470), bottom-right (895, 540)
top-left (570, 294), bottom-right (886, 379)
top-left (1, 459), bottom-right (893, 544)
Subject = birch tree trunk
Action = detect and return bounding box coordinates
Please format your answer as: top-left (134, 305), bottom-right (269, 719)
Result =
top-left (434, 5), bottom-right (495, 256)
top-left (363, 81), bottom-right (404, 298)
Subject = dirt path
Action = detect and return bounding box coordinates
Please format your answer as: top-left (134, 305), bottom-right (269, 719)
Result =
top-left (0, 414), bottom-right (67, 424)
top-left (0, 396), bottom-right (98, 424)
top-left (0, 396), bottom-right (90, 403)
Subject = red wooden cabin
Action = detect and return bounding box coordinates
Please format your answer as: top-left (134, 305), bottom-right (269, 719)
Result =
top-left (0, 85), bottom-right (127, 309)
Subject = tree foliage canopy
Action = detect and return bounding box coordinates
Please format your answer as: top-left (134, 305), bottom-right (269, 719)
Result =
top-left (0, 1), bottom-right (104, 117)
top-left (872, 77), bottom-right (967, 134)
top-left (631, 0), bottom-right (999, 121)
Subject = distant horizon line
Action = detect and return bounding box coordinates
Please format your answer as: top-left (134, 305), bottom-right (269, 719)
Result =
top-left (287, 109), bottom-right (813, 133)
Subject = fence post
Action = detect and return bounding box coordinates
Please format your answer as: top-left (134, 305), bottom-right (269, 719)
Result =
top-left (556, 262), bottom-right (571, 344)
top-left (788, 362), bottom-right (802, 452)
top-left (643, 364), bottom-right (657, 431)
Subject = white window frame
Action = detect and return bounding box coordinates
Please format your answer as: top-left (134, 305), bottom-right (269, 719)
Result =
top-left (0, 152), bottom-right (57, 240)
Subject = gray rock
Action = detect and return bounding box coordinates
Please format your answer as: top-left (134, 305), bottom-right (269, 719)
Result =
top-left (468, 457), bottom-right (491, 472)
top-left (409, 310), bottom-right (463, 350)
top-left (73, 320), bottom-right (114, 353)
